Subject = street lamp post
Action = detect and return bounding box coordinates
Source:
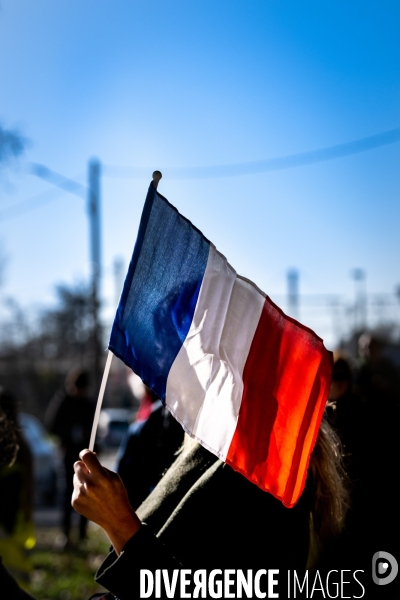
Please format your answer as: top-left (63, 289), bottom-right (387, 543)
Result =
top-left (351, 268), bottom-right (367, 331)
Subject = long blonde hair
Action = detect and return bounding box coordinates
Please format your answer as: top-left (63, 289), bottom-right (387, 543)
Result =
top-left (308, 417), bottom-right (350, 549)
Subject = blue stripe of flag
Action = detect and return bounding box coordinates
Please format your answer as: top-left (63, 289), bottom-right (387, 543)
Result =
top-left (109, 184), bottom-right (210, 400)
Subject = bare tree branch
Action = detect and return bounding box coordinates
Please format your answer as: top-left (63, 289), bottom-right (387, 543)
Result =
top-left (0, 123), bottom-right (28, 167)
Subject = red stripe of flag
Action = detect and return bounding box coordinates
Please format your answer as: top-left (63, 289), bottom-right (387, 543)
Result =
top-left (226, 296), bottom-right (333, 508)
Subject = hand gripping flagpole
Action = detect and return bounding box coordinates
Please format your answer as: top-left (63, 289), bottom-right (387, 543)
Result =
top-left (88, 171), bottom-right (162, 452)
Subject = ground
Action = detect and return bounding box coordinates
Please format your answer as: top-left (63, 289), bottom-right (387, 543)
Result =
top-left (29, 513), bottom-right (110, 600)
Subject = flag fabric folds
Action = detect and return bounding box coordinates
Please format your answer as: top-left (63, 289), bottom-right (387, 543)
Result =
top-left (109, 183), bottom-right (333, 508)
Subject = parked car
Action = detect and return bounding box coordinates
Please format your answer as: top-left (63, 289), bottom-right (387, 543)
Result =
top-left (18, 412), bottom-right (62, 506)
top-left (96, 408), bottom-right (135, 449)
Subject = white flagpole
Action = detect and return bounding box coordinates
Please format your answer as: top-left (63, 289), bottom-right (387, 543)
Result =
top-left (89, 349), bottom-right (113, 451)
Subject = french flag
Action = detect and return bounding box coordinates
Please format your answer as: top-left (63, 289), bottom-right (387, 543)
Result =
top-left (109, 182), bottom-right (333, 508)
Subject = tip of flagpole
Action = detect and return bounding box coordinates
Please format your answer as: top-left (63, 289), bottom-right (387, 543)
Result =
top-left (152, 171), bottom-right (162, 189)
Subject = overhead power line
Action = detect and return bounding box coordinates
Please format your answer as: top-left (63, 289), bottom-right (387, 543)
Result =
top-left (0, 127), bottom-right (399, 222)
top-left (104, 127), bottom-right (400, 180)
top-left (0, 166), bottom-right (86, 222)
top-left (30, 163), bottom-right (87, 197)
top-left (0, 186), bottom-right (66, 222)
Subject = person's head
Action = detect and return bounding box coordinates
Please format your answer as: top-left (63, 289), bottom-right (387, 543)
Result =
top-left (65, 367), bottom-right (90, 396)
top-left (358, 332), bottom-right (383, 363)
top-left (329, 357), bottom-right (352, 401)
top-left (0, 387), bottom-right (19, 468)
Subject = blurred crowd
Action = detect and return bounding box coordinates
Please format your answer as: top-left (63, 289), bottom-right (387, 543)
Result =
top-left (322, 333), bottom-right (400, 582)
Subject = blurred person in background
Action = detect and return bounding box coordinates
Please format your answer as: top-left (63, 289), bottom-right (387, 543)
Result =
top-left (355, 332), bottom-right (400, 409)
top-left (116, 385), bottom-right (184, 509)
top-left (134, 384), bottom-right (156, 423)
top-left (325, 356), bottom-right (363, 485)
top-left (45, 368), bottom-right (95, 545)
top-left (350, 334), bottom-right (400, 583)
top-left (320, 338), bottom-right (400, 598)
top-left (0, 387), bottom-right (36, 599)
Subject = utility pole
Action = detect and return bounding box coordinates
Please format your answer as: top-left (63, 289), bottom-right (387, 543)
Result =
top-left (88, 158), bottom-right (102, 392)
top-left (30, 160), bottom-right (104, 390)
top-left (287, 268), bottom-right (299, 321)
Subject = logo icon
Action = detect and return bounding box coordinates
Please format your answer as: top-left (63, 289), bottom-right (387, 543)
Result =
top-left (372, 551), bottom-right (398, 586)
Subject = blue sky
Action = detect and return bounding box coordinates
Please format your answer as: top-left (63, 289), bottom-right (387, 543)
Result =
top-left (0, 0), bottom-right (399, 349)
